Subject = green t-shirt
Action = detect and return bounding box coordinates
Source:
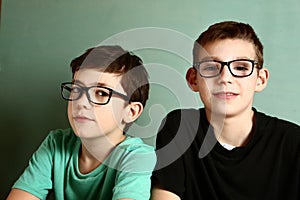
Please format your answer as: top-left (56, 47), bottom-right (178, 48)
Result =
top-left (13, 128), bottom-right (156, 200)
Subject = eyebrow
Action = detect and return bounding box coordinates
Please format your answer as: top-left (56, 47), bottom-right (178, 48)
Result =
top-left (72, 80), bottom-right (113, 88)
top-left (200, 56), bottom-right (253, 61)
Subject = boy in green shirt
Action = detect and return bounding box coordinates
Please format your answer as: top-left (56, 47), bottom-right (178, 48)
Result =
top-left (7, 45), bottom-right (156, 200)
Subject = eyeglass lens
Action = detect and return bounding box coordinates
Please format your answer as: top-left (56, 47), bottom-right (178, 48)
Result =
top-left (199, 60), bottom-right (254, 77)
top-left (61, 84), bottom-right (111, 105)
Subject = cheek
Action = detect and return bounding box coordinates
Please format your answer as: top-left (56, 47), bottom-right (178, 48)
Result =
top-left (67, 102), bottom-right (73, 120)
top-left (197, 81), bottom-right (212, 107)
top-left (94, 101), bottom-right (125, 127)
top-left (67, 102), bottom-right (76, 131)
top-left (241, 78), bottom-right (258, 94)
top-left (110, 101), bottom-right (125, 122)
top-left (198, 78), bottom-right (214, 96)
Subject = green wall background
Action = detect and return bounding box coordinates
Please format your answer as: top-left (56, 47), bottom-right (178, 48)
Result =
top-left (1, 0), bottom-right (299, 198)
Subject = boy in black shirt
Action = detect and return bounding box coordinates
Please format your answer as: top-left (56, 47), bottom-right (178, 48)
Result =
top-left (151, 21), bottom-right (300, 200)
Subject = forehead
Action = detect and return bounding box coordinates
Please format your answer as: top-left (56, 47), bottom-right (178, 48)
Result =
top-left (73, 68), bottom-right (122, 87)
top-left (195, 39), bottom-right (256, 61)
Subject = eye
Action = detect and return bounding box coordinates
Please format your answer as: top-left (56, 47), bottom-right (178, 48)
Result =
top-left (205, 65), bottom-right (218, 71)
top-left (235, 66), bottom-right (248, 71)
top-left (95, 88), bottom-right (110, 97)
top-left (233, 63), bottom-right (251, 71)
top-left (201, 63), bottom-right (219, 71)
top-left (71, 86), bottom-right (81, 93)
top-left (231, 60), bottom-right (253, 71)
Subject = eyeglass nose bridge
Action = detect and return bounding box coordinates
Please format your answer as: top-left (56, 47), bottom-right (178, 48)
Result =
top-left (218, 61), bottom-right (235, 76)
top-left (74, 86), bottom-right (93, 104)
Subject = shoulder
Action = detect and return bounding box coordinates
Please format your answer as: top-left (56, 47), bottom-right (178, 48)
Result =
top-left (107, 137), bottom-right (156, 173)
top-left (47, 128), bottom-right (74, 138)
top-left (255, 110), bottom-right (300, 161)
top-left (159, 108), bottom-right (203, 132)
top-left (165, 108), bottom-right (201, 119)
top-left (255, 110), bottom-right (300, 143)
top-left (41, 128), bottom-right (79, 150)
top-left (159, 108), bottom-right (202, 131)
top-left (119, 136), bottom-right (154, 153)
top-left (256, 111), bottom-right (300, 133)
top-left (155, 108), bottom-right (203, 153)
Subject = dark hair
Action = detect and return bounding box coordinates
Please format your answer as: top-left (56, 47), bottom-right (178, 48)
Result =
top-left (70, 45), bottom-right (149, 107)
top-left (194, 21), bottom-right (264, 67)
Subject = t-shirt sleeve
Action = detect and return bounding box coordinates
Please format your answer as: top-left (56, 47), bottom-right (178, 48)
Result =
top-left (151, 109), bottom-right (187, 198)
top-left (12, 131), bottom-right (56, 199)
top-left (111, 141), bottom-right (156, 200)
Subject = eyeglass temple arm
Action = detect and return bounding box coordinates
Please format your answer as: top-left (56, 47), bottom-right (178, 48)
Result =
top-left (112, 90), bottom-right (131, 101)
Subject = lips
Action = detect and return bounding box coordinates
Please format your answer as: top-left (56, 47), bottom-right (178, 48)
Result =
top-left (73, 115), bottom-right (94, 122)
top-left (213, 92), bottom-right (238, 99)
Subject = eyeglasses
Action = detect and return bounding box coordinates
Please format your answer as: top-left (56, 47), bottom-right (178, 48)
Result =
top-left (61, 82), bottom-right (130, 105)
top-left (193, 59), bottom-right (261, 78)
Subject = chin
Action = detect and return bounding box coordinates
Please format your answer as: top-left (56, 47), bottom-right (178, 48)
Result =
top-left (73, 126), bottom-right (104, 138)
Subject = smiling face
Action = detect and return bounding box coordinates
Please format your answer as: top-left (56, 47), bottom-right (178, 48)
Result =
top-left (188, 39), bottom-right (268, 119)
top-left (68, 68), bottom-right (128, 140)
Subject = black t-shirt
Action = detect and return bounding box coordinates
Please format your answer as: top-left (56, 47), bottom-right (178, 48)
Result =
top-left (151, 108), bottom-right (300, 200)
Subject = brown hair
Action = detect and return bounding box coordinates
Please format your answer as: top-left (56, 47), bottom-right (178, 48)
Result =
top-left (193, 21), bottom-right (264, 67)
top-left (70, 45), bottom-right (149, 107)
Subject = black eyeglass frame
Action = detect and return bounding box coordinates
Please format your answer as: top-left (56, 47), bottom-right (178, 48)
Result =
top-left (193, 59), bottom-right (261, 78)
top-left (60, 82), bottom-right (130, 105)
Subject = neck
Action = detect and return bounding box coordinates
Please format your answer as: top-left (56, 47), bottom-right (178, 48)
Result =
top-left (206, 108), bottom-right (254, 147)
top-left (79, 134), bottom-right (126, 174)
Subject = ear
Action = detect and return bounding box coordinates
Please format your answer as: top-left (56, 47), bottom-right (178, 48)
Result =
top-left (186, 67), bottom-right (199, 92)
top-left (255, 68), bottom-right (269, 92)
top-left (123, 102), bottom-right (144, 123)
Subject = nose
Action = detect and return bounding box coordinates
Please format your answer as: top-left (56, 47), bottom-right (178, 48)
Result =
top-left (218, 65), bottom-right (233, 84)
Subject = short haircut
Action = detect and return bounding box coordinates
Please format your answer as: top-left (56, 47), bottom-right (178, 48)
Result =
top-left (70, 45), bottom-right (149, 107)
top-left (193, 21), bottom-right (264, 67)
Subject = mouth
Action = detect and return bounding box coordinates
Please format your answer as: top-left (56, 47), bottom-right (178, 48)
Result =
top-left (213, 92), bottom-right (238, 99)
top-left (73, 115), bottom-right (94, 123)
